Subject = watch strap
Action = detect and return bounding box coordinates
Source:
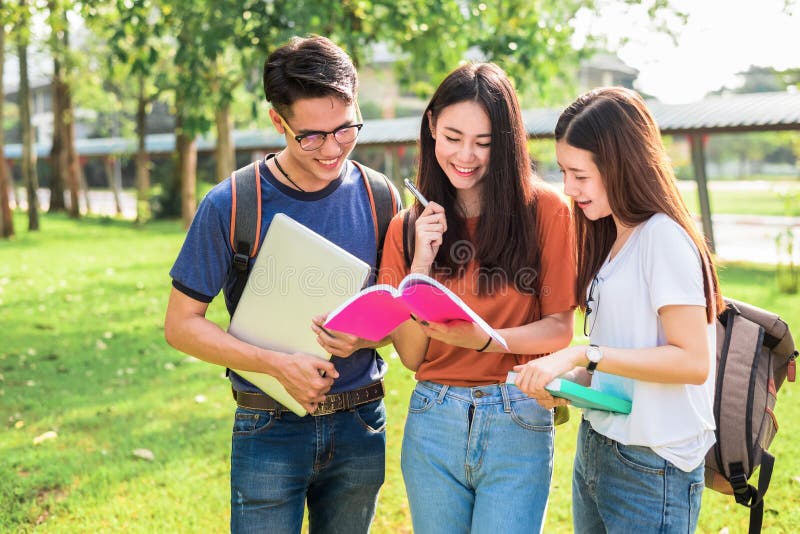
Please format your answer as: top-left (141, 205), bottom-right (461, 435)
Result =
top-left (586, 344), bottom-right (601, 374)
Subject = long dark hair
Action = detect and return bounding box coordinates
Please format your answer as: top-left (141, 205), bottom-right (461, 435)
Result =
top-left (555, 87), bottom-right (723, 322)
top-left (414, 62), bottom-right (541, 296)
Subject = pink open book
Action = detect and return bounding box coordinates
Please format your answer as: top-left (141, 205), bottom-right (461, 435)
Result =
top-left (323, 273), bottom-right (508, 350)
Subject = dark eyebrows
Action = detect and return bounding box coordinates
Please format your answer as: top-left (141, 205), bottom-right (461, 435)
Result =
top-left (442, 126), bottom-right (491, 138)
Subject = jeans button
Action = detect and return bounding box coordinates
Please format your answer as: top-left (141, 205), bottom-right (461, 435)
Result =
top-left (474, 391), bottom-right (486, 398)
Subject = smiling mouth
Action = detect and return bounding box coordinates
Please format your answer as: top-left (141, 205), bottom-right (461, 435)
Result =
top-left (317, 157), bottom-right (339, 166)
top-left (453, 164), bottom-right (478, 175)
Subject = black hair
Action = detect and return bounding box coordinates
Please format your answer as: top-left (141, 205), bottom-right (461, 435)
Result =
top-left (263, 35), bottom-right (358, 117)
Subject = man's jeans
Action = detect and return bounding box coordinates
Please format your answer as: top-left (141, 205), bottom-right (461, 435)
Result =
top-left (401, 381), bottom-right (554, 534)
top-left (573, 418), bottom-right (705, 533)
top-left (230, 399), bottom-right (386, 534)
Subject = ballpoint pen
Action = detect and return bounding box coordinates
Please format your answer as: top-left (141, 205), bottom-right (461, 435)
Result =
top-left (403, 178), bottom-right (429, 207)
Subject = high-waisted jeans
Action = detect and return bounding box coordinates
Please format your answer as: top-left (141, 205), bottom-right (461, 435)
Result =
top-left (401, 381), bottom-right (554, 534)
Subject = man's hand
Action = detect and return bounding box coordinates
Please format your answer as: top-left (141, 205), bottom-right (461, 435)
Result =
top-left (311, 314), bottom-right (378, 358)
top-left (413, 317), bottom-right (494, 352)
top-left (277, 352), bottom-right (338, 413)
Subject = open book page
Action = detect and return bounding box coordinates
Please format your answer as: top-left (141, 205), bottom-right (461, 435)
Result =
top-left (397, 274), bottom-right (508, 350)
top-left (323, 285), bottom-right (412, 341)
top-left (324, 273), bottom-right (508, 350)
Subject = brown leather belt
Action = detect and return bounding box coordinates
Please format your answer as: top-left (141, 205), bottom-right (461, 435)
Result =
top-left (232, 380), bottom-right (385, 416)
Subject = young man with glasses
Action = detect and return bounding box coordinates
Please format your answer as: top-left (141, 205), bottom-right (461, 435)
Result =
top-left (165, 35), bottom-right (400, 533)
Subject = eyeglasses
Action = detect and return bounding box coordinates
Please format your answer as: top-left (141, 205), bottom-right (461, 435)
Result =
top-left (583, 276), bottom-right (600, 337)
top-left (278, 115), bottom-right (363, 151)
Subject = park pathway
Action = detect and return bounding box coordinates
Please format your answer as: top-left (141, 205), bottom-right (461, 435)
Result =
top-left (11, 187), bottom-right (800, 265)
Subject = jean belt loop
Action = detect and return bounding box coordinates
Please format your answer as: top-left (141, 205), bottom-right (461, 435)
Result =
top-left (500, 383), bottom-right (512, 413)
top-left (436, 384), bottom-right (449, 404)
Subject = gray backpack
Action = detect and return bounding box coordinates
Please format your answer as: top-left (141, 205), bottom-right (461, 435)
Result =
top-left (705, 298), bottom-right (797, 534)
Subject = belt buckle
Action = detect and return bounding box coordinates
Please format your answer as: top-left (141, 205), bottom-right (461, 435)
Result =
top-left (313, 395), bottom-right (343, 416)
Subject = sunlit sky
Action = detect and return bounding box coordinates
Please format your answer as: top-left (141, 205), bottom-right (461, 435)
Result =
top-left (574, 0), bottom-right (800, 103)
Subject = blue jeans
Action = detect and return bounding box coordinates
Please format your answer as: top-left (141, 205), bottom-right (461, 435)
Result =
top-left (573, 418), bottom-right (705, 533)
top-left (401, 381), bottom-right (554, 534)
top-left (230, 399), bottom-right (386, 534)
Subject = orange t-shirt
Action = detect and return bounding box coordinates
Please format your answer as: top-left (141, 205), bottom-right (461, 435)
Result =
top-left (378, 180), bottom-right (577, 386)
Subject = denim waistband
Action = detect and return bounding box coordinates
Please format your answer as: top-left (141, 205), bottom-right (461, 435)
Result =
top-left (581, 417), bottom-right (620, 446)
top-left (416, 380), bottom-right (531, 407)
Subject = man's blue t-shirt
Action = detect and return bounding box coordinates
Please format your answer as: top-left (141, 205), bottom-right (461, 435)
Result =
top-left (170, 157), bottom-right (388, 394)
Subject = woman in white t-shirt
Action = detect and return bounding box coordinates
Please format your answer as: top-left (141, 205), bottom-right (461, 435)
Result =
top-left (513, 87), bottom-right (724, 533)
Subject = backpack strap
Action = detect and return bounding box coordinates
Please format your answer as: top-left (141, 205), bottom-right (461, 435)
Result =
top-left (228, 161), bottom-right (262, 310)
top-left (402, 208), bottom-right (417, 268)
top-left (729, 452), bottom-right (774, 534)
top-left (352, 161), bottom-right (399, 268)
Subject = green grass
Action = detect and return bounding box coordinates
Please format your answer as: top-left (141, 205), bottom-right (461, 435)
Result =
top-left (678, 180), bottom-right (800, 217)
top-left (1, 212), bottom-right (798, 533)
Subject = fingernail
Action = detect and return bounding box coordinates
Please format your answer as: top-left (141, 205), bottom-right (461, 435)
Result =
top-left (420, 320), bottom-right (429, 327)
top-left (409, 314), bottom-right (417, 322)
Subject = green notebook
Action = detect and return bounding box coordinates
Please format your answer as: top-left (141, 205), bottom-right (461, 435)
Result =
top-left (506, 373), bottom-right (632, 414)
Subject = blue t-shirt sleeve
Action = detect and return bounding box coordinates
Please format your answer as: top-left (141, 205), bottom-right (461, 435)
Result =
top-left (169, 192), bottom-right (233, 303)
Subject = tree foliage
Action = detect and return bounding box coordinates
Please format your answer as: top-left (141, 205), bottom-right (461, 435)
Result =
top-left (6, 0), bottom-right (691, 223)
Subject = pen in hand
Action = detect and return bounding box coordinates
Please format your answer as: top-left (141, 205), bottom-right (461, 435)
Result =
top-left (319, 325), bottom-right (335, 338)
top-left (404, 178), bottom-right (429, 207)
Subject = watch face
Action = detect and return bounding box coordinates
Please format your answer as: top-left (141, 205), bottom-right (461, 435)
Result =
top-left (587, 345), bottom-right (602, 363)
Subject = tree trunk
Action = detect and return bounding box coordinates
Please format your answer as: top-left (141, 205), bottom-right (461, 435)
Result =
top-left (135, 75), bottom-right (151, 223)
top-left (79, 162), bottom-right (91, 214)
top-left (0, 9), bottom-right (13, 238)
top-left (10, 162), bottom-right (21, 207)
top-left (215, 103), bottom-right (235, 182)
top-left (104, 156), bottom-right (123, 215)
top-left (48, 27), bottom-right (66, 212)
top-left (60, 28), bottom-right (80, 218)
top-left (177, 128), bottom-right (197, 230)
top-left (18, 25), bottom-right (40, 231)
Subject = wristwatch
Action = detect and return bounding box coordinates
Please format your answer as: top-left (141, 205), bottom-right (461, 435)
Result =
top-left (586, 344), bottom-right (603, 374)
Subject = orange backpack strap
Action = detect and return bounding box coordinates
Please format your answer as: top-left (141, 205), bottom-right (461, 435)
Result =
top-left (228, 161), bottom-right (262, 310)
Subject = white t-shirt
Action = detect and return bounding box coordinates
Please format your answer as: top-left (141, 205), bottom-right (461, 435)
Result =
top-left (584, 213), bottom-right (716, 472)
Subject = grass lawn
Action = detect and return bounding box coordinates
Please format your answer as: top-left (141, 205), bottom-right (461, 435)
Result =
top-left (677, 180), bottom-right (800, 217)
top-left (1, 212), bottom-right (798, 533)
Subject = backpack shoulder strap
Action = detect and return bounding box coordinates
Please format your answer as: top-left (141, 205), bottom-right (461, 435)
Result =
top-left (228, 161), bottom-right (262, 309)
top-left (402, 208), bottom-right (417, 269)
top-left (352, 161), bottom-right (399, 267)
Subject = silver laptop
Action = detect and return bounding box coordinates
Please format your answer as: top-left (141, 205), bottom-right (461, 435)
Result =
top-left (228, 213), bottom-right (371, 415)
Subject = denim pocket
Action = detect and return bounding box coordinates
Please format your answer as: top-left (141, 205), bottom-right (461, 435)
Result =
top-left (232, 407), bottom-right (275, 435)
top-left (408, 387), bottom-right (436, 414)
top-left (612, 442), bottom-right (666, 475)
top-left (354, 400), bottom-right (387, 433)
top-left (509, 397), bottom-right (553, 431)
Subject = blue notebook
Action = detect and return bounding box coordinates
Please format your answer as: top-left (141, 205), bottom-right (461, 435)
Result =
top-left (506, 373), bottom-right (632, 414)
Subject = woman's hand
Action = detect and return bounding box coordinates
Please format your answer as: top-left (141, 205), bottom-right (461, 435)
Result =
top-left (411, 202), bottom-right (447, 274)
top-left (412, 316), bottom-right (494, 352)
top-left (513, 345), bottom-right (587, 399)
